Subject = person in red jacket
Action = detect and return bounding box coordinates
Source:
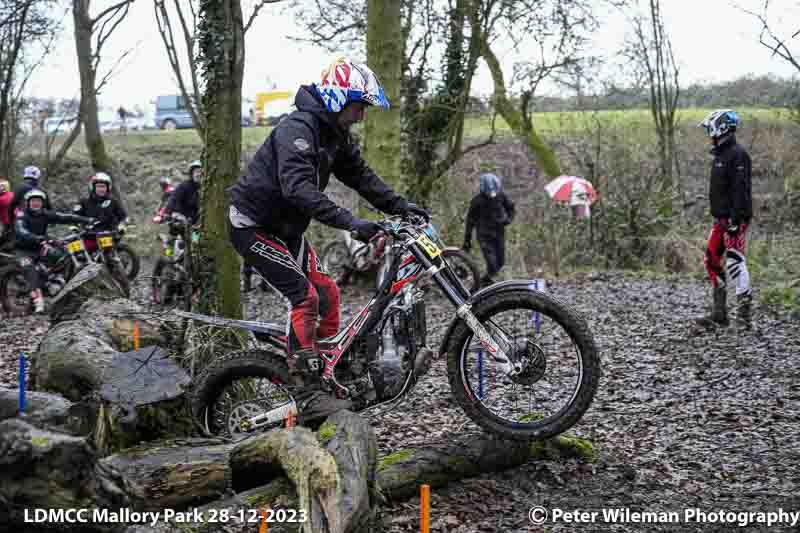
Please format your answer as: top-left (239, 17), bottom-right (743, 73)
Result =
top-left (0, 179), bottom-right (13, 249)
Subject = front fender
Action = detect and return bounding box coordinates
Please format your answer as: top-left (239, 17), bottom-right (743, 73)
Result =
top-left (437, 279), bottom-right (544, 356)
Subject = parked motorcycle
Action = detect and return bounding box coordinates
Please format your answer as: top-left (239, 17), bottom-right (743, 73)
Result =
top-left (321, 219), bottom-right (481, 293)
top-left (182, 212), bottom-right (600, 442)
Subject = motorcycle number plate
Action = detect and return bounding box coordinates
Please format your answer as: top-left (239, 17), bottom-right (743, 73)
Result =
top-left (67, 240), bottom-right (82, 253)
top-left (98, 236), bottom-right (113, 248)
top-left (416, 233), bottom-right (441, 259)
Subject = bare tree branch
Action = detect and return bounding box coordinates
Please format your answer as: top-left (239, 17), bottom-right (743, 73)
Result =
top-left (244, 0), bottom-right (281, 34)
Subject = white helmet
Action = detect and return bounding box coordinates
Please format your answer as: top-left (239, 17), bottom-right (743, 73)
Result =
top-left (89, 172), bottom-right (112, 194)
top-left (23, 165), bottom-right (41, 182)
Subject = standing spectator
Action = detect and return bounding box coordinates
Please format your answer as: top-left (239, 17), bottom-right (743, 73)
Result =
top-left (0, 179), bottom-right (13, 248)
top-left (117, 106), bottom-right (128, 134)
top-left (463, 172), bottom-right (515, 286)
top-left (694, 109), bottom-right (753, 330)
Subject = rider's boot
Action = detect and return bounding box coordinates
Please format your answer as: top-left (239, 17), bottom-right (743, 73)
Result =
top-left (32, 289), bottom-right (45, 314)
top-left (693, 286), bottom-right (729, 329)
top-left (288, 349), bottom-right (352, 426)
top-left (736, 292), bottom-right (752, 331)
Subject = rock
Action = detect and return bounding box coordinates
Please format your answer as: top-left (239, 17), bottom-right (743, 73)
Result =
top-left (0, 387), bottom-right (88, 435)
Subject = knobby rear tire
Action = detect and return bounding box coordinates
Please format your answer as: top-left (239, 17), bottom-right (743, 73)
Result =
top-left (446, 288), bottom-right (600, 441)
top-left (191, 350), bottom-right (290, 437)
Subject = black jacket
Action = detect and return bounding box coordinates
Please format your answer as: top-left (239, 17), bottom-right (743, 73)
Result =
top-left (165, 180), bottom-right (200, 224)
top-left (464, 191), bottom-right (516, 243)
top-left (709, 136), bottom-right (752, 223)
top-left (227, 85), bottom-right (408, 240)
top-left (8, 182), bottom-right (52, 222)
top-left (14, 210), bottom-right (91, 251)
top-left (73, 195), bottom-right (127, 230)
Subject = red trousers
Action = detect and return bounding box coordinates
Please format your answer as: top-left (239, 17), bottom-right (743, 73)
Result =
top-left (704, 219), bottom-right (751, 296)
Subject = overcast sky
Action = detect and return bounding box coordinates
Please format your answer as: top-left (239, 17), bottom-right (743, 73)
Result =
top-left (24, 0), bottom-right (799, 116)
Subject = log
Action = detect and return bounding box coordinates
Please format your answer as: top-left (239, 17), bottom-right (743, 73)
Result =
top-left (32, 295), bottom-right (193, 454)
top-left (49, 263), bottom-right (128, 323)
top-left (121, 411), bottom-right (378, 533)
top-left (32, 298), bottom-right (174, 400)
top-left (95, 438), bottom-right (236, 511)
top-left (230, 426), bottom-right (342, 533)
top-left (375, 432), bottom-right (597, 502)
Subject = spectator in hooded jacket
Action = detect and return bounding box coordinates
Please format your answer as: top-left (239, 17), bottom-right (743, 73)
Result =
top-left (463, 172), bottom-right (515, 286)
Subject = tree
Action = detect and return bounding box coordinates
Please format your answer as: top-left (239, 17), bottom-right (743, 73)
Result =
top-left (624, 0), bottom-right (679, 212)
top-left (72, 0), bottom-right (135, 203)
top-left (193, 0), bottom-right (245, 320)
top-left (155, 0), bottom-right (281, 139)
top-left (362, 0), bottom-right (403, 192)
top-left (0, 0), bottom-right (59, 178)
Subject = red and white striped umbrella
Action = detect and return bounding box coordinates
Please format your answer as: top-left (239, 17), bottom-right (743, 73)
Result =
top-left (544, 175), bottom-right (598, 206)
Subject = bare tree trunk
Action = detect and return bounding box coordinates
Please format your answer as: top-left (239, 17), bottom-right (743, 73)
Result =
top-left (194, 0), bottom-right (243, 321)
top-left (363, 0), bottom-right (403, 191)
top-left (72, 0), bottom-right (133, 207)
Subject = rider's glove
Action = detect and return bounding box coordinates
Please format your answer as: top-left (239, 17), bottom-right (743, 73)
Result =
top-left (351, 219), bottom-right (381, 243)
top-left (152, 215), bottom-right (162, 224)
top-left (395, 201), bottom-right (430, 222)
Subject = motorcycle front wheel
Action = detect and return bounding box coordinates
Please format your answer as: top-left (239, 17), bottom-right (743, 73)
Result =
top-left (446, 288), bottom-right (599, 441)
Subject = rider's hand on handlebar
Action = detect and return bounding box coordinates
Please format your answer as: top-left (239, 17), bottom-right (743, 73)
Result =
top-left (396, 201), bottom-right (431, 222)
top-left (350, 219), bottom-right (382, 243)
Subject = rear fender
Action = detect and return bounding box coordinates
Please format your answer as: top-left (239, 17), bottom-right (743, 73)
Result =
top-left (437, 279), bottom-right (544, 356)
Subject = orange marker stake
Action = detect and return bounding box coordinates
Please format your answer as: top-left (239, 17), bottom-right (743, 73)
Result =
top-left (420, 484), bottom-right (430, 533)
top-left (132, 322), bottom-right (140, 351)
top-left (259, 509), bottom-right (268, 533)
top-left (285, 409), bottom-right (295, 428)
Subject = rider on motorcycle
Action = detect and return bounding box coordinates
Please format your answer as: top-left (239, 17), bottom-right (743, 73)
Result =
top-left (152, 176), bottom-right (174, 224)
top-left (14, 189), bottom-right (93, 313)
top-left (226, 57), bottom-right (428, 423)
top-left (164, 160), bottom-right (202, 225)
top-left (73, 172), bottom-right (128, 231)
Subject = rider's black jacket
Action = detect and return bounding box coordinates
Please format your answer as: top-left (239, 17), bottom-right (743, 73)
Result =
top-left (8, 181), bottom-right (52, 222)
top-left (165, 180), bottom-right (200, 224)
top-left (14, 209), bottom-right (91, 251)
top-left (227, 85), bottom-right (408, 240)
top-left (73, 195), bottom-right (127, 231)
top-left (709, 135), bottom-right (752, 224)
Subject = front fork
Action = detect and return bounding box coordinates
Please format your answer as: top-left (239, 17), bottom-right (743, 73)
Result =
top-left (403, 239), bottom-right (518, 376)
top-left (455, 303), bottom-right (519, 376)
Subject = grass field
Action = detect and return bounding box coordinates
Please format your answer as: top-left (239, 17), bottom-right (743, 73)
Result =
top-left (89, 106), bottom-right (793, 152)
top-left (462, 106), bottom-right (793, 138)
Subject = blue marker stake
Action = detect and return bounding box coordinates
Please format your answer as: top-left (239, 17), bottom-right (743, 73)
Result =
top-left (530, 279), bottom-right (544, 335)
top-left (19, 354), bottom-right (27, 414)
top-left (477, 350), bottom-right (484, 400)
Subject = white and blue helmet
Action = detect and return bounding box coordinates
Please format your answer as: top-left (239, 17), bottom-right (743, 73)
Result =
top-left (699, 109), bottom-right (738, 140)
top-left (314, 57), bottom-right (389, 113)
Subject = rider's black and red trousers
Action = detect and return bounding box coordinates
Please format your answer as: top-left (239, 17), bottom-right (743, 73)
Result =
top-left (228, 224), bottom-right (340, 356)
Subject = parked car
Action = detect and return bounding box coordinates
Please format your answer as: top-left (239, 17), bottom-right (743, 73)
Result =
top-left (153, 95), bottom-right (194, 130)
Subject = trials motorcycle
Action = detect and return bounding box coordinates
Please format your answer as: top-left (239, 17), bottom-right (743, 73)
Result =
top-left (181, 212), bottom-right (600, 441)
